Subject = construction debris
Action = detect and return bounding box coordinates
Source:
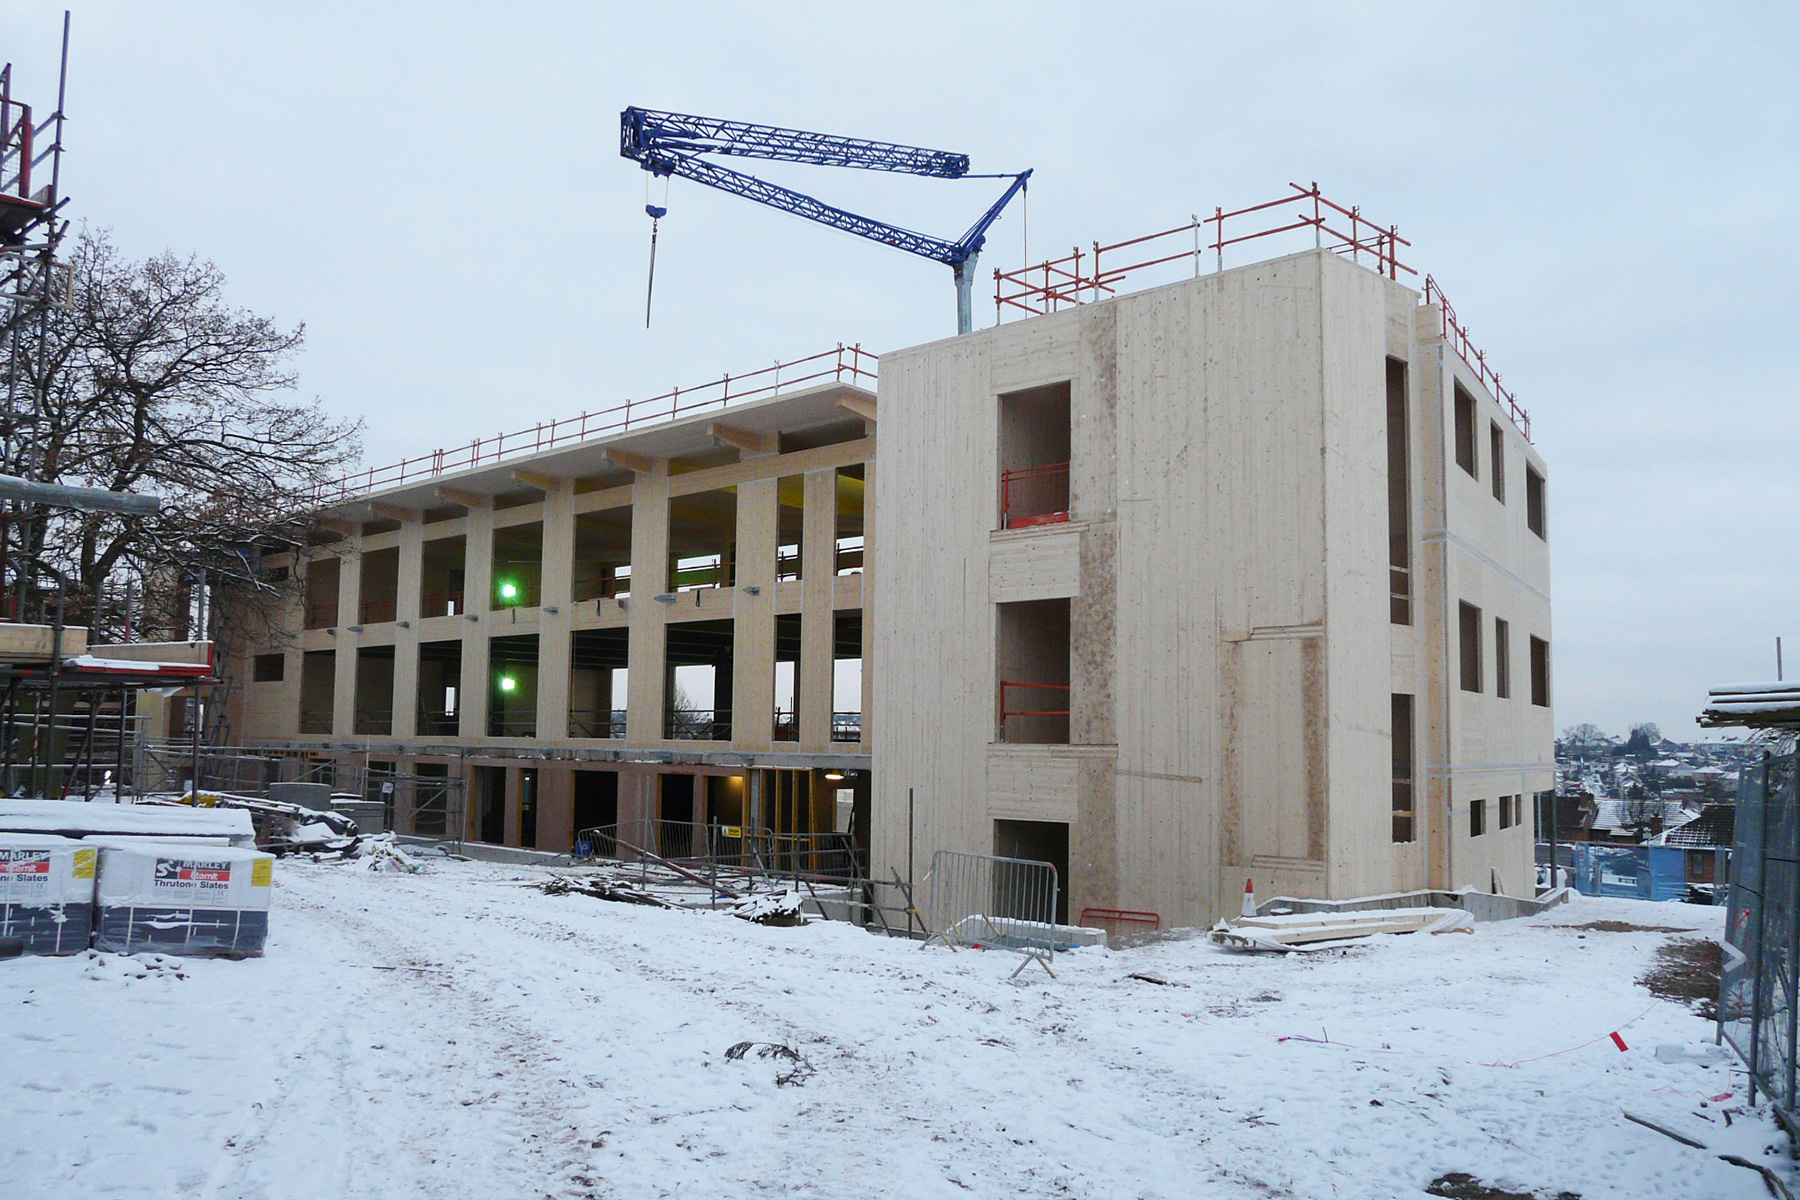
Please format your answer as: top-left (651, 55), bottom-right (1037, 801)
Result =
top-left (728, 887), bottom-right (808, 927)
top-left (536, 873), bottom-right (671, 908)
top-left (1210, 906), bottom-right (1475, 953)
top-left (723, 1040), bottom-right (815, 1087)
top-left (352, 834), bottom-right (421, 874)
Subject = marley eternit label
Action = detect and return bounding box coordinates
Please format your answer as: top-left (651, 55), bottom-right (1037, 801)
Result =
top-left (153, 858), bottom-right (234, 894)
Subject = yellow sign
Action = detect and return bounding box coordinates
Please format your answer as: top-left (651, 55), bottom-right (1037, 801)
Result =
top-left (721, 826), bottom-right (743, 839)
top-left (251, 859), bottom-right (273, 887)
top-left (72, 847), bottom-right (96, 879)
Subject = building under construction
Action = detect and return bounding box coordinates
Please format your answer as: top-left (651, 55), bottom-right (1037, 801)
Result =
top-left (164, 186), bottom-right (1552, 929)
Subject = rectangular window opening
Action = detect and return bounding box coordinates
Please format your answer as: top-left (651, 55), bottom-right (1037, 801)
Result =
top-left (833, 610), bottom-right (863, 743)
top-left (1387, 358), bottom-right (1412, 625)
top-left (835, 465), bottom-right (865, 576)
top-left (573, 506), bottom-right (633, 601)
top-left (668, 489), bottom-right (737, 593)
top-left (416, 639), bottom-right (462, 736)
top-left (996, 597), bottom-right (1071, 745)
top-left (488, 634), bottom-right (539, 738)
top-left (1489, 422), bottom-right (1506, 503)
top-left (774, 614), bottom-right (801, 741)
top-left (358, 547), bottom-right (400, 624)
top-left (997, 382), bottom-right (1072, 529)
top-left (1495, 618), bottom-right (1512, 699)
top-left (1391, 693), bottom-right (1415, 844)
top-left (1459, 602), bottom-right (1483, 693)
top-left (1530, 636), bottom-right (1551, 708)
top-left (1526, 465), bottom-right (1547, 540)
top-left (252, 653), bottom-right (284, 683)
top-left (1470, 798), bottom-right (1487, 838)
top-left (665, 619), bottom-right (733, 741)
top-left (420, 535), bottom-right (466, 617)
top-left (570, 628), bottom-right (629, 739)
top-left (492, 523), bottom-right (544, 609)
top-left (1454, 383), bottom-right (1478, 479)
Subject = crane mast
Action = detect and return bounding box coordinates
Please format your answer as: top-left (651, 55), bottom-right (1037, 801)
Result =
top-left (620, 107), bottom-right (1030, 334)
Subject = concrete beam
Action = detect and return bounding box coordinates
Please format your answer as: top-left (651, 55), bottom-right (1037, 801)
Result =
top-left (369, 502), bottom-right (417, 523)
top-left (316, 516), bottom-right (358, 537)
top-left (707, 422), bottom-right (777, 456)
top-left (602, 448), bottom-right (657, 475)
top-left (435, 486), bottom-right (490, 509)
top-left (512, 468), bottom-right (564, 493)
top-left (836, 394), bottom-right (876, 423)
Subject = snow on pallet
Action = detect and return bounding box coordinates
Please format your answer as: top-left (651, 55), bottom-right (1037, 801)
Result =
top-left (1210, 906), bottom-right (1474, 951)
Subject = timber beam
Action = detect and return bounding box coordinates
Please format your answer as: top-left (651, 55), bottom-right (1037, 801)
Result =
top-left (602, 448), bottom-right (657, 475)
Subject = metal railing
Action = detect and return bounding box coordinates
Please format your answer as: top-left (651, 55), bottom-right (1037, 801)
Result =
top-left (996, 183), bottom-right (1412, 320)
top-left (303, 602), bottom-right (338, 629)
top-left (670, 556), bottom-right (733, 592)
top-left (416, 710), bottom-right (460, 737)
top-left (772, 709), bottom-right (798, 741)
top-left (487, 714), bottom-right (537, 738)
top-left (352, 707), bottom-right (393, 737)
top-left (298, 707), bottom-right (333, 735)
top-left (1723, 749), bottom-right (1800, 1125)
top-left (568, 708), bottom-right (627, 739)
top-left (665, 707), bottom-right (730, 741)
top-left (834, 538), bottom-right (864, 575)
top-left (1424, 276), bottom-right (1531, 441)
top-left (421, 589), bottom-right (464, 617)
top-left (831, 711), bottom-right (862, 743)
top-left (358, 598), bottom-right (397, 624)
top-left (573, 820), bottom-right (865, 883)
top-left (1000, 462), bottom-right (1071, 529)
top-left (924, 849), bottom-right (1061, 977)
top-left (998, 680), bottom-right (1070, 741)
top-left (311, 344), bottom-right (877, 505)
top-left (993, 184), bottom-right (1531, 442)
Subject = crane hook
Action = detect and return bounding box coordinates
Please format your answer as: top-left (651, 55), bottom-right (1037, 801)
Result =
top-left (643, 203), bottom-right (668, 329)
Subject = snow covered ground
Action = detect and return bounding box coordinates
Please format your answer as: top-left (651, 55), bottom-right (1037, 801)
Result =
top-left (3, 858), bottom-right (1788, 1200)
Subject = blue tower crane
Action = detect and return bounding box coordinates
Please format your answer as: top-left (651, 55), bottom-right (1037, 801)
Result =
top-left (620, 106), bottom-right (1031, 335)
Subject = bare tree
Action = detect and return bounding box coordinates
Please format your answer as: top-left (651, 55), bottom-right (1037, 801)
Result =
top-left (4, 228), bottom-right (361, 646)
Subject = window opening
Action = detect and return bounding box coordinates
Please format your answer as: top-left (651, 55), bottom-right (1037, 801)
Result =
top-left (1459, 602), bottom-right (1483, 693)
top-left (1392, 693), bottom-right (1415, 844)
top-left (1453, 382), bottom-right (1478, 479)
top-left (1386, 358), bottom-right (1411, 625)
top-left (1495, 618), bottom-right (1511, 699)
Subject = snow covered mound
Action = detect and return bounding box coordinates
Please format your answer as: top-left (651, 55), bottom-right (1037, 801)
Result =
top-left (0, 859), bottom-right (1784, 1200)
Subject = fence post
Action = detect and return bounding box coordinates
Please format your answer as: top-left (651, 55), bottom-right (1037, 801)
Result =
top-left (1751, 750), bottom-right (1771, 1103)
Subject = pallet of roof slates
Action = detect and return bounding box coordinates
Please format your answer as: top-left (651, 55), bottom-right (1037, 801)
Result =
top-left (94, 842), bottom-right (274, 958)
top-left (0, 834), bottom-right (98, 955)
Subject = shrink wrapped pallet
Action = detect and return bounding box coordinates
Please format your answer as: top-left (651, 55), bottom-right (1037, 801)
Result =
top-left (94, 842), bottom-right (273, 958)
top-left (0, 833), bottom-right (97, 955)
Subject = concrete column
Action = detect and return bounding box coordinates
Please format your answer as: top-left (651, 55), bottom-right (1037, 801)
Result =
top-left (392, 518), bottom-right (424, 738)
top-left (537, 481), bottom-right (576, 742)
top-left (626, 463), bottom-right (670, 745)
top-left (459, 500), bottom-right (496, 740)
top-left (503, 765), bottom-right (522, 847)
top-left (331, 545), bottom-right (362, 736)
top-left (799, 469), bottom-right (836, 752)
top-left (539, 765), bottom-right (574, 853)
top-left (733, 476), bottom-right (777, 751)
top-left (859, 456), bottom-right (875, 751)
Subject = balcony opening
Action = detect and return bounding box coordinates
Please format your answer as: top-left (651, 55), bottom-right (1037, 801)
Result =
top-left (835, 466), bottom-right (865, 575)
top-left (304, 557), bottom-right (339, 629)
top-left (572, 770), bottom-right (619, 842)
top-left (665, 618), bottom-right (733, 741)
top-left (359, 547), bottom-right (399, 625)
top-left (998, 381), bottom-right (1071, 529)
top-left (353, 645), bottom-right (395, 735)
top-left (420, 535), bottom-right (466, 617)
top-left (570, 628), bottom-right (628, 739)
top-left (668, 488), bottom-right (737, 592)
top-left (299, 649), bottom-right (335, 733)
top-left (1386, 357), bottom-right (1411, 625)
top-left (416, 639), bottom-right (462, 736)
top-left (774, 613), bottom-right (801, 741)
top-left (777, 474), bottom-right (804, 582)
top-left (492, 522), bottom-right (543, 609)
top-left (833, 609), bottom-right (863, 743)
top-left (488, 634), bottom-right (539, 737)
top-left (997, 597), bottom-right (1071, 744)
top-left (573, 505), bottom-right (632, 602)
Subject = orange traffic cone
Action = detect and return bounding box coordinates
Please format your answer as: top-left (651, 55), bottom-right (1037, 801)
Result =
top-left (1241, 877), bottom-right (1257, 918)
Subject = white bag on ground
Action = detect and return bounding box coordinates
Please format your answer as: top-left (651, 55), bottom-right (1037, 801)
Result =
top-left (0, 833), bottom-right (97, 955)
top-left (93, 841), bottom-right (273, 958)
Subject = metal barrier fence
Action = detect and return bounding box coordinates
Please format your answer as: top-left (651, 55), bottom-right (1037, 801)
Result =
top-left (924, 849), bottom-right (1060, 977)
top-left (1533, 841), bottom-right (1714, 902)
top-left (1723, 749), bottom-right (1800, 1126)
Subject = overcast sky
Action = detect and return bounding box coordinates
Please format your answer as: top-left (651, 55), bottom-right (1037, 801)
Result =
top-left (2, 2), bottom-right (1794, 740)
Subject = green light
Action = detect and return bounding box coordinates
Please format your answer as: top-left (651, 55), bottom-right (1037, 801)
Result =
top-left (498, 581), bottom-right (519, 601)
top-left (498, 675), bottom-right (517, 693)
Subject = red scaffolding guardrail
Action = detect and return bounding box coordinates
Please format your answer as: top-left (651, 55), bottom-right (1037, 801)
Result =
top-left (1000, 461), bottom-right (1071, 529)
top-left (999, 680), bottom-right (1070, 722)
top-left (313, 343), bottom-right (877, 506)
top-left (994, 183), bottom-right (1532, 442)
top-left (1424, 276), bottom-right (1530, 441)
top-left (996, 183), bottom-right (1412, 319)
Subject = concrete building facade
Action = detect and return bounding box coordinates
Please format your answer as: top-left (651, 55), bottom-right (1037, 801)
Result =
top-left (230, 381), bottom-right (877, 855)
top-left (223, 244), bottom-right (1551, 929)
top-left (871, 249), bottom-right (1551, 928)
